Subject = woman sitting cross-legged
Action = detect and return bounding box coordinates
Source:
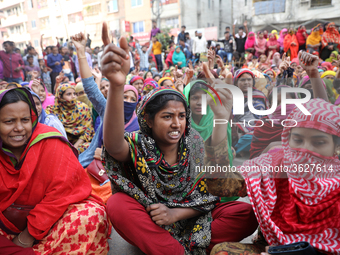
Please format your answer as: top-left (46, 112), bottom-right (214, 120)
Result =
top-left (100, 22), bottom-right (258, 255)
top-left (0, 87), bottom-right (110, 254)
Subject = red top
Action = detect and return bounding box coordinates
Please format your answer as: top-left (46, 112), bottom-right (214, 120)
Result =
top-left (0, 51), bottom-right (24, 79)
top-left (0, 123), bottom-right (92, 239)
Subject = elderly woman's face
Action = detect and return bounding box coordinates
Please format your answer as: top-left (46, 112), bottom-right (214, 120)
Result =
top-left (289, 127), bottom-right (337, 157)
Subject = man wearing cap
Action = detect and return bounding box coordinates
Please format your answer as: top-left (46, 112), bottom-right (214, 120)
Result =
top-left (193, 31), bottom-right (207, 60)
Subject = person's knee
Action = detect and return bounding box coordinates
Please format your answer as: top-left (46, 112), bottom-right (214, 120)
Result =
top-left (106, 192), bottom-right (134, 223)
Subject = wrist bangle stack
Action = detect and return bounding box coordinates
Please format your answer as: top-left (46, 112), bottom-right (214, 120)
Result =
top-left (18, 232), bottom-right (34, 246)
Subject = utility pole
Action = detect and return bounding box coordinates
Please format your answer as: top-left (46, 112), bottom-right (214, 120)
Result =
top-left (151, 0), bottom-right (163, 28)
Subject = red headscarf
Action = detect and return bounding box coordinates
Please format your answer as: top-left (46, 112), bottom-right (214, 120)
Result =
top-left (267, 33), bottom-right (279, 55)
top-left (241, 98), bottom-right (340, 254)
top-left (321, 22), bottom-right (340, 49)
top-left (296, 26), bottom-right (307, 46)
top-left (245, 32), bottom-right (256, 50)
top-left (283, 30), bottom-right (299, 59)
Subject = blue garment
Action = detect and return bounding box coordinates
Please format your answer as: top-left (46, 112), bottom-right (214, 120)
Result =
top-left (47, 53), bottom-right (64, 73)
top-left (5, 77), bottom-right (23, 83)
top-left (218, 50), bottom-right (233, 63)
top-left (42, 71), bottom-right (52, 86)
top-left (235, 134), bottom-right (253, 154)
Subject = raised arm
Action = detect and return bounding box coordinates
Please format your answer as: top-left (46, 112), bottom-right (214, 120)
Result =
top-left (101, 22), bottom-right (131, 162)
top-left (146, 41), bottom-right (153, 55)
top-left (71, 32), bottom-right (92, 79)
top-left (135, 40), bottom-right (143, 56)
top-left (232, 24), bottom-right (236, 38)
top-left (244, 20), bottom-right (248, 37)
top-left (40, 34), bottom-right (44, 52)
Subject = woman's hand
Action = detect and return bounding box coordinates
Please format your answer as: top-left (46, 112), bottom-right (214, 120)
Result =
top-left (94, 148), bottom-right (103, 160)
top-left (207, 46), bottom-right (216, 70)
top-left (183, 61), bottom-right (194, 85)
top-left (175, 79), bottom-right (184, 93)
top-left (91, 67), bottom-right (102, 80)
top-left (74, 139), bottom-right (84, 149)
top-left (146, 203), bottom-right (177, 226)
top-left (12, 228), bottom-right (34, 248)
top-left (279, 53), bottom-right (290, 73)
top-left (298, 51), bottom-right (318, 77)
top-left (71, 32), bottom-right (87, 51)
top-left (101, 22), bottom-right (130, 86)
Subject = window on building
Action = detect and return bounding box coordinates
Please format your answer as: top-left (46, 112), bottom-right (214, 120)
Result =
top-left (28, 0), bottom-right (33, 9)
top-left (31, 20), bottom-right (36, 29)
top-left (254, 0), bottom-right (286, 15)
top-left (165, 17), bottom-right (179, 28)
top-left (107, 0), bottom-right (118, 12)
top-left (68, 12), bottom-right (83, 24)
top-left (34, 40), bottom-right (39, 47)
top-left (133, 21), bottom-right (144, 33)
top-left (311, 0), bottom-right (332, 7)
top-left (84, 3), bottom-right (101, 16)
top-left (40, 17), bottom-right (50, 29)
top-left (131, 0), bottom-right (142, 7)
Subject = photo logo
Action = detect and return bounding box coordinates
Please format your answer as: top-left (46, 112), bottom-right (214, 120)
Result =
top-left (201, 84), bottom-right (312, 116)
top-left (199, 84), bottom-right (223, 115)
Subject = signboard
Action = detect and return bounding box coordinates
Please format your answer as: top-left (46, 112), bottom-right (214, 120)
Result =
top-left (132, 32), bottom-right (150, 43)
top-left (125, 21), bottom-right (131, 32)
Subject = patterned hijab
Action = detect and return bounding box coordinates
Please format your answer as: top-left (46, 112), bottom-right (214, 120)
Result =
top-left (240, 99), bottom-right (340, 253)
top-left (45, 84), bottom-right (94, 141)
top-left (104, 87), bottom-right (219, 254)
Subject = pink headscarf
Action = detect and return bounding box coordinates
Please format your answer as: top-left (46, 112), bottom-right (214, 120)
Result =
top-left (245, 32), bottom-right (256, 50)
top-left (277, 28), bottom-right (288, 48)
top-left (124, 84), bottom-right (138, 98)
top-left (28, 80), bottom-right (55, 109)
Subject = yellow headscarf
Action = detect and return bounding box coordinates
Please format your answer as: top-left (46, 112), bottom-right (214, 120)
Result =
top-left (271, 30), bottom-right (279, 40)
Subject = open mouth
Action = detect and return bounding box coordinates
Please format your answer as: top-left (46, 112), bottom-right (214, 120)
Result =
top-left (10, 135), bottom-right (25, 142)
top-left (168, 130), bottom-right (180, 139)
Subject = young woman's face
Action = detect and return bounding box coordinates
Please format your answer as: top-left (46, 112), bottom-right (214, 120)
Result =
top-left (33, 96), bottom-right (43, 117)
top-left (132, 80), bottom-right (144, 95)
top-left (189, 90), bottom-right (204, 116)
top-left (124, 90), bottom-right (137, 103)
top-left (330, 53), bottom-right (335, 58)
top-left (62, 88), bottom-right (77, 101)
top-left (154, 76), bottom-right (160, 82)
top-left (290, 62), bottom-right (297, 69)
top-left (289, 127), bottom-right (337, 157)
top-left (164, 72), bottom-right (171, 77)
top-left (237, 73), bottom-right (253, 93)
top-left (258, 32), bottom-right (264, 39)
top-left (162, 80), bottom-right (174, 88)
top-left (100, 80), bottom-right (109, 99)
top-left (37, 84), bottom-right (46, 103)
top-left (0, 101), bottom-right (32, 154)
top-left (146, 72), bottom-right (153, 79)
top-left (260, 54), bottom-right (266, 63)
top-left (77, 90), bottom-right (85, 97)
top-left (147, 100), bottom-right (186, 147)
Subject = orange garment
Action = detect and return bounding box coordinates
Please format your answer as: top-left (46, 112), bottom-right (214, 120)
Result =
top-left (152, 41), bottom-right (162, 55)
top-left (85, 168), bottom-right (112, 204)
top-left (283, 34), bottom-right (299, 60)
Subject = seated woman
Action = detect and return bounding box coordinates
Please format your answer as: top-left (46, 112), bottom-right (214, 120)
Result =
top-left (306, 24), bottom-right (322, 54)
top-left (142, 78), bottom-right (159, 97)
top-left (0, 88), bottom-right (109, 254)
top-left (254, 31), bottom-right (267, 58)
top-left (208, 52), bottom-right (336, 255)
top-left (100, 29), bottom-right (257, 255)
top-left (172, 46), bottom-right (186, 68)
top-left (45, 83), bottom-right (94, 153)
top-left (28, 79), bottom-right (54, 109)
top-left (129, 75), bottom-right (144, 100)
top-left (321, 22), bottom-right (339, 60)
top-left (232, 68), bottom-right (269, 155)
top-left (244, 32), bottom-right (256, 55)
top-left (31, 91), bottom-right (67, 139)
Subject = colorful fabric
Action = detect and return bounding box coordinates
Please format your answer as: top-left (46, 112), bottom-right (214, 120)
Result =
top-left (142, 78), bottom-right (159, 97)
top-left (321, 22), bottom-right (340, 49)
top-left (277, 28), bottom-right (287, 48)
top-left (28, 80), bottom-right (55, 109)
top-left (103, 87), bottom-right (220, 254)
top-left (296, 27), bottom-right (307, 46)
top-left (306, 24), bottom-right (322, 46)
top-left (267, 33), bottom-right (279, 54)
top-left (325, 50), bottom-right (338, 63)
top-left (254, 34), bottom-right (267, 57)
top-left (283, 33), bottom-right (299, 60)
top-left (244, 32), bottom-right (255, 50)
top-left (6, 82), bottom-right (22, 88)
top-left (75, 82), bottom-right (92, 107)
top-left (240, 99), bottom-right (340, 254)
top-left (321, 62), bottom-right (333, 71)
top-left (172, 46), bottom-right (186, 68)
top-left (129, 75), bottom-right (144, 85)
top-left (0, 199), bottom-right (109, 254)
top-left (158, 76), bottom-right (174, 86)
top-left (45, 83), bottom-right (94, 153)
top-left (321, 70), bottom-right (336, 79)
top-left (271, 30), bottom-right (279, 40)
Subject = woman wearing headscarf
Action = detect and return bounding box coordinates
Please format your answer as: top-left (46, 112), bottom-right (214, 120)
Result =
top-left (172, 46), bottom-right (186, 68)
top-left (129, 75), bottom-right (144, 100)
top-left (296, 25), bottom-right (308, 51)
top-left (277, 28), bottom-right (288, 54)
top-left (244, 31), bottom-right (256, 54)
top-left (325, 50), bottom-right (338, 63)
top-left (321, 70), bottom-right (337, 102)
top-left (283, 28), bottom-right (299, 60)
top-left (0, 88), bottom-right (109, 254)
top-left (321, 61), bottom-right (333, 71)
top-left (266, 33), bottom-right (279, 57)
top-left (141, 78), bottom-right (159, 97)
top-left (254, 31), bottom-right (267, 58)
top-left (75, 82), bottom-right (92, 107)
top-left (271, 52), bottom-right (282, 67)
top-left (271, 30), bottom-right (279, 40)
top-left (100, 31), bottom-right (258, 255)
top-left (306, 24), bottom-right (322, 53)
top-left (28, 79), bottom-right (55, 109)
top-left (45, 83), bottom-right (94, 153)
top-left (6, 82), bottom-right (22, 89)
top-left (321, 22), bottom-right (340, 60)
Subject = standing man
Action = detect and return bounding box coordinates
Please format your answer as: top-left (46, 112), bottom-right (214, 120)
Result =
top-left (23, 46), bottom-right (39, 67)
top-left (192, 31), bottom-right (207, 60)
top-left (177, 25), bottom-right (186, 45)
top-left (150, 20), bottom-right (161, 40)
top-left (152, 36), bottom-right (163, 71)
top-left (217, 31), bottom-right (234, 63)
top-left (185, 32), bottom-right (193, 54)
top-left (232, 20), bottom-right (249, 59)
top-left (0, 41), bottom-right (25, 83)
top-left (136, 39), bottom-right (153, 71)
top-left (47, 46), bottom-right (64, 93)
top-left (86, 34), bottom-right (92, 48)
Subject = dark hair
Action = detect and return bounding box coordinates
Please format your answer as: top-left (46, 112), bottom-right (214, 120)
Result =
top-left (52, 46), bottom-right (58, 50)
top-left (27, 55), bottom-right (33, 60)
top-left (0, 89), bottom-right (31, 110)
top-left (185, 32), bottom-right (189, 36)
top-left (181, 25), bottom-right (186, 29)
top-left (239, 26), bottom-right (244, 30)
top-left (179, 38), bottom-right (185, 42)
top-left (3, 41), bottom-right (15, 47)
top-left (27, 46), bottom-right (34, 52)
top-left (130, 36), bottom-right (134, 39)
top-left (333, 135), bottom-right (340, 146)
top-left (189, 82), bottom-right (207, 99)
top-left (225, 26), bottom-right (230, 29)
top-left (144, 94), bottom-right (187, 121)
top-left (224, 31), bottom-right (230, 34)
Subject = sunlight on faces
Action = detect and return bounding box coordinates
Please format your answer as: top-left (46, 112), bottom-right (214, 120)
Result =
top-left (33, 96), bottom-right (42, 117)
top-left (146, 100), bottom-right (186, 146)
top-left (62, 88), bottom-right (77, 101)
top-left (237, 73), bottom-right (253, 93)
top-left (289, 127), bottom-right (339, 157)
top-left (123, 90), bottom-right (137, 103)
top-left (132, 80), bottom-right (144, 95)
top-left (100, 80), bottom-right (110, 99)
top-left (0, 101), bottom-right (32, 156)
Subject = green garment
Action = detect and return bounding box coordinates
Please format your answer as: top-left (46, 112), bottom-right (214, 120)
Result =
top-left (172, 46), bottom-right (186, 68)
top-left (323, 78), bottom-right (336, 104)
top-left (183, 80), bottom-right (238, 203)
top-left (325, 51), bottom-right (338, 63)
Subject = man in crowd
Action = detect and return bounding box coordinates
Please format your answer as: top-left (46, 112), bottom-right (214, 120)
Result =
top-left (185, 32), bottom-right (193, 53)
top-left (193, 31), bottom-right (207, 59)
top-left (136, 39), bottom-right (153, 71)
top-left (86, 34), bottom-right (92, 48)
top-left (23, 46), bottom-right (39, 67)
top-left (233, 21), bottom-right (249, 59)
top-left (0, 41), bottom-right (24, 83)
top-left (217, 31), bottom-right (234, 63)
top-left (150, 20), bottom-right (161, 40)
top-left (179, 38), bottom-right (192, 60)
top-left (177, 25), bottom-right (187, 44)
top-left (152, 36), bottom-right (163, 71)
top-left (47, 46), bottom-right (64, 93)
top-left (24, 55), bottom-right (41, 79)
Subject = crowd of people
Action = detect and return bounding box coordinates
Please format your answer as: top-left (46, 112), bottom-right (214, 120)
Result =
top-left (0, 19), bottom-right (340, 255)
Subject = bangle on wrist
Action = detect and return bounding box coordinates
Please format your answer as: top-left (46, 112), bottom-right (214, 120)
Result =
top-left (18, 232), bottom-right (34, 246)
top-left (78, 56), bottom-right (86, 59)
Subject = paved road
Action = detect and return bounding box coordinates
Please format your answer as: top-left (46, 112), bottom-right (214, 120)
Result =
top-left (108, 156), bottom-right (254, 255)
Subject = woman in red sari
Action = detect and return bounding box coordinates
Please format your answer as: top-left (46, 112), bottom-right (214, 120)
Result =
top-left (321, 22), bottom-right (340, 60)
top-left (0, 88), bottom-right (110, 254)
top-left (267, 33), bottom-right (279, 57)
top-left (283, 28), bottom-right (299, 60)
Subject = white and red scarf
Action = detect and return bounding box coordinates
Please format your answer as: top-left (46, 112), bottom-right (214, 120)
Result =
top-left (240, 98), bottom-right (340, 254)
